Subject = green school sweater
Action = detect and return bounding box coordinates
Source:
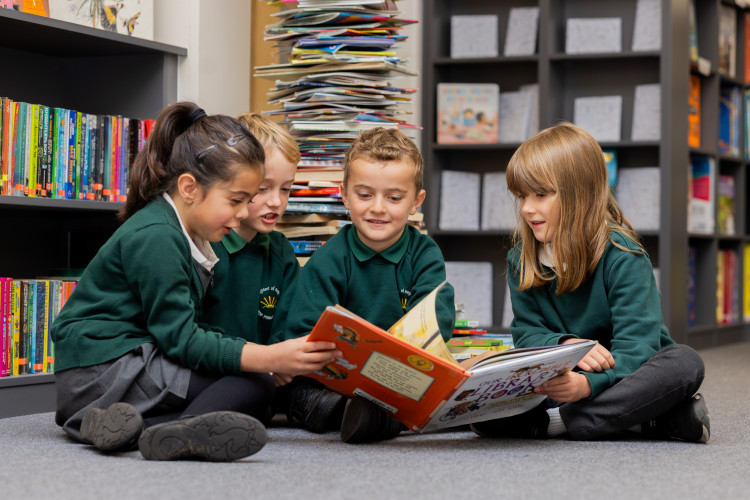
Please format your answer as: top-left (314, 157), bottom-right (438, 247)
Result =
top-left (51, 196), bottom-right (246, 374)
top-left (507, 230), bottom-right (674, 399)
top-left (286, 224), bottom-right (455, 341)
top-left (200, 230), bottom-right (300, 345)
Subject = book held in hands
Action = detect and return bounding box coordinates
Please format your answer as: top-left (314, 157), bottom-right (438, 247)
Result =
top-left (306, 282), bottom-right (597, 433)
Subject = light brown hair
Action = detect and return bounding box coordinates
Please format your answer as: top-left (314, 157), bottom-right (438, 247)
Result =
top-left (236, 113), bottom-right (301, 163)
top-left (506, 122), bottom-right (643, 294)
top-left (343, 127), bottom-right (423, 192)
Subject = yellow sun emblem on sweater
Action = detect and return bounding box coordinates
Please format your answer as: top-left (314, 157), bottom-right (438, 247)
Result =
top-left (260, 296), bottom-right (278, 309)
top-left (401, 297), bottom-right (408, 310)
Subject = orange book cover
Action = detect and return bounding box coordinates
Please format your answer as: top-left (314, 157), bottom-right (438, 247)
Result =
top-left (307, 283), bottom-right (596, 433)
top-left (688, 75), bottom-right (701, 148)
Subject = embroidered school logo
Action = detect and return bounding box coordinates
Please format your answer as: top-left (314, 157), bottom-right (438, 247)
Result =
top-left (400, 288), bottom-right (413, 310)
top-left (258, 285), bottom-right (281, 321)
top-left (260, 296), bottom-right (277, 309)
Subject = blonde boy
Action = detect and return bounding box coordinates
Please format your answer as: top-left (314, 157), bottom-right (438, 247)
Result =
top-left (286, 127), bottom-right (455, 443)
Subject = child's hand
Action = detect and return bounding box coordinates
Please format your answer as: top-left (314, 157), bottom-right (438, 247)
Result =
top-left (271, 373), bottom-right (295, 386)
top-left (534, 371), bottom-right (591, 403)
top-left (562, 338), bottom-right (615, 372)
top-left (241, 335), bottom-right (342, 377)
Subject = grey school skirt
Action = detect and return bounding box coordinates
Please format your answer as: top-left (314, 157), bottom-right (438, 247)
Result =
top-left (55, 342), bottom-right (191, 442)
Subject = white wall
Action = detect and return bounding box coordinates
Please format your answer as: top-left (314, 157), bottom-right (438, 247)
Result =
top-left (153, 0), bottom-right (251, 116)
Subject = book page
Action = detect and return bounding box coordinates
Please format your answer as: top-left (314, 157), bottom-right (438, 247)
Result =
top-left (422, 340), bottom-right (596, 432)
top-left (388, 281), bottom-right (458, 366)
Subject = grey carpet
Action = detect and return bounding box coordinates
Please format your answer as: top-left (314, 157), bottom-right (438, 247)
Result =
top-left (1, 342), bottom-right (748, 500)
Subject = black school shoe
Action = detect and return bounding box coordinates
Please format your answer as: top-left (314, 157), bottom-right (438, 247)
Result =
top-left (340, 397), bottom-right (404, 444)
top-left (470, 403), bottom-right (550, 439)
top-left (642, 393), bottom-right (710, 443)
top-left (138, 411), bottom-right (267, 461)
top-left (80, 402), bottom-right (143, 452)
top-left (287, 381), bottom-right (346, 433)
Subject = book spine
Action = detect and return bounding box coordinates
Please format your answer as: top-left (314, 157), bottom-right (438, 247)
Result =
top-left (23, 103), bottom-right (32, 196)
top-left (28, 104), bottom-right (39, 197)
top-left (80, 113), bottom-right (90, 200)
top-left (40, 105), bottom-right (51, 197)
top-left (66, 109), bottom-right (76, 199)
top-left (1, 98), bottom-right (11, 196)
top-left (27, 281), bottom-right (37, 374)
top-left (75, 111), bottom-right (83, 199)
top-left (34, 281), bottom-right (46, 373)
top-left (1, 278), bottom-right (7, 377)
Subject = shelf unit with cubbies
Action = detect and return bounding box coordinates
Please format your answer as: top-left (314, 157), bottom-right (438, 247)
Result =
top-left (0, 8), bottom-right (186, 418)
top-left (422, 0), bottom-right (747, 348)
top-left (687, 0), bottom-right (750, 347)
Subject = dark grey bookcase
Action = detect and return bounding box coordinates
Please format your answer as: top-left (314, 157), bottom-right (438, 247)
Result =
top-left (0, 8), bottom-right (186, 418)
top-left (422, 0), bottom-right (749, 348)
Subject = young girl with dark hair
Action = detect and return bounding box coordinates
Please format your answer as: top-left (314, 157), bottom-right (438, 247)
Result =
top-left (471, 122), bottom-right (710, 443)
top-left (51, 102), bottom-right (340, 461)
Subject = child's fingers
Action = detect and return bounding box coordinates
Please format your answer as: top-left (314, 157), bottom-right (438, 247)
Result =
top-left (304, 340), bottom-right (339, 352)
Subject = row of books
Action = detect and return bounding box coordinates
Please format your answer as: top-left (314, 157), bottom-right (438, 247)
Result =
top-left (0, 278), bottom-right (76, 377)
top-left (687, 244), bottom-right (750, 328)
top-left (0, 97), bottom-right (153, 201)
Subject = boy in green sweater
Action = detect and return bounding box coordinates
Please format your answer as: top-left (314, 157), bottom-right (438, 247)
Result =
top-left (285, 127), bottom-right (455, 443)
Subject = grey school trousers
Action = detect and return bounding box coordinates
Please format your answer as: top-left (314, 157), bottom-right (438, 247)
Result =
top-left (555, 343), bottom-right (705, 440)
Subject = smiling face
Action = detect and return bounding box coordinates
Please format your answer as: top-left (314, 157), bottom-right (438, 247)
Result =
top-left (236, 148), bottom-right (297, 242)
top-left (519, 191), bottom-right (560, 243)
top-left (341, 157), bottom-right (425, 253)
top-left (181, 166), bottom-right (262, 242)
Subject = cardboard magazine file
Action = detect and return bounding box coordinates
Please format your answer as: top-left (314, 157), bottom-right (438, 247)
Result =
top-left (306, 282), bottom-right (596, 433)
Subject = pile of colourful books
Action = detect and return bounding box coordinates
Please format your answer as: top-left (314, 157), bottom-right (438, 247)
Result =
top-left (256, 0), bottom-right (419, 178)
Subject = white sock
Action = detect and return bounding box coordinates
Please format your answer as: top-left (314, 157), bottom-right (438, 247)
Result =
top-left (546, 407), bottom-right (567, 436)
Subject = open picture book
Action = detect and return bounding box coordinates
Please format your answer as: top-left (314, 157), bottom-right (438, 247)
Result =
top-left (306, 282), bottom-right (596, 433)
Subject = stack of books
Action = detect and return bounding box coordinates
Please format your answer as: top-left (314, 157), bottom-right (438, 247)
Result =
top-left (256, 0), bottom-right (419, 184)
top-left (447, 319), bottom-right (514, 362)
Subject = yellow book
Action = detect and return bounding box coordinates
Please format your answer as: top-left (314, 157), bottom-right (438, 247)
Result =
top-left (716, 252), bottom-right (725, 324)
top-left (744, 244), bottom-right (750, 321)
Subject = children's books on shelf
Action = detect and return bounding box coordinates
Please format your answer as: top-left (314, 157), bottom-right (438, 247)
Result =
top-left (306, 282), bottom-right (596, 433)
top-left (744, 244), bottom-right (750, 322)
top-left (0, 277), bottom-right (76, 377)
top-left (565, 18), bottom-right (622, 54)
top-left (718, 86), bottom-right (741, 157)
top-left (718, 4), bottom-right (737, 78)
top-left (717, 175), bottom-right (736, 236)
top-left (436, 83), bottom-right (499, 144)
top-left (688, 75), bottom-right (701, 148)
top-left (504, 7), bottom-right (539, 56)
top-left (688, 155), bottom-right (715, 234)
top-left (450, 15), bottom-right (498, 59)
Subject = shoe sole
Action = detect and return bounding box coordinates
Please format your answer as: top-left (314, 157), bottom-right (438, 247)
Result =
top-left (138, 412), bottom-right (267, 461)
top-left (690, 394), bottom-right (710, 444)
top-left (80, 402), bottom-right (143, 452)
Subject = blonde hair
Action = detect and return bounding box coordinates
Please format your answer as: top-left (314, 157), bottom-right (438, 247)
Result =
top-left (236, 113), bottom-right (301, 163)
top-left (343, 127), bottom-right (423, 192)
top-left (506, 122), bottom-right (643, 294)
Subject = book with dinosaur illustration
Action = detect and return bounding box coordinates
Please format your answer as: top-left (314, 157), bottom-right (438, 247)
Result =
top-left (307, 282), bottom-right (595, 433)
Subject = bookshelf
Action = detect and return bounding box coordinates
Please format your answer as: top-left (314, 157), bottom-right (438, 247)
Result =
top-left (422, 0), bottom-right (749, 348)
top-left (0, 8), bottom-right (186, 418)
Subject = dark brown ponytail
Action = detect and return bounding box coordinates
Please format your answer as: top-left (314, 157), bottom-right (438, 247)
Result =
top-left (119, 102), bottom-right (265, 220)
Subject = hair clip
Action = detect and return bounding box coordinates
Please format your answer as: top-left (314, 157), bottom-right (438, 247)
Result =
top-left (194, 144), bottom-right (217, 163)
